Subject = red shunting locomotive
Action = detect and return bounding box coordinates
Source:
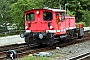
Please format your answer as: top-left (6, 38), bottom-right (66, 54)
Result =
top-left (20, 8), bottom-right (84, 46)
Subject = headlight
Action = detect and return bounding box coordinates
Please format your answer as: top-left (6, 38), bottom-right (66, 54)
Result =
top-left (25, 26), bottom-right (28, 29)
top-left (50, 26), bottom-right (53, 29)
top-left (36, 11), bottom-right (40, 15)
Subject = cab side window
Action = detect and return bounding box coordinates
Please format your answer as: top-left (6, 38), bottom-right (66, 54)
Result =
top-left (26, 12), bottom-right (34, 21)
top-left (43, 11), bottom-right (52, 21)
top-left (60, 12), bottom-right (65, 20)
top-left (55, 12), bottom-right (65, 22)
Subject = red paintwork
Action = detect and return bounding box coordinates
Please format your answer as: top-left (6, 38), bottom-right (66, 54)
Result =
top-left (24, 9), bottom-right (76, 35)
top-left (78, 23), bottom-right (83, 28)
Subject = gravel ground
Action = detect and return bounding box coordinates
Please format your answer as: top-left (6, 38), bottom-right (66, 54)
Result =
top-left (49, 40), bottom-right (90, 60)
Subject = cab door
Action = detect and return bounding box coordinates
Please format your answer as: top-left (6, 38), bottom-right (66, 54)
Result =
top-left (55, 12), bottom-right (66, 34)
top-left (42, 11), bottom-right (53, 30)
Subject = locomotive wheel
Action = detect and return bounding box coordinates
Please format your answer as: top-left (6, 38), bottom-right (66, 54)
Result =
top-left (25, 37), bottom-right (34, 44)
top-left (78, 36), bottom-right (83, 39)
top-left (46, 38), bottom-right (54, 46)
top-left (25, 37), bottom-right (30, 45)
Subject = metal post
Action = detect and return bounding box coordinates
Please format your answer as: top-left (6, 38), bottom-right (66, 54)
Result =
top-left (65, 4), bottom-right (68, 16)
top-left (59, 4), bottom-right (61, 9)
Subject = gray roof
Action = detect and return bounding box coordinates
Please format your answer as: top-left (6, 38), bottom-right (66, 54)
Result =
top-left (43, 7), bottom-right (66, 12)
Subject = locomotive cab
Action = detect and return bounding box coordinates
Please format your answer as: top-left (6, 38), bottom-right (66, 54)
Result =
top-left (23, 9), bottom-right (56, 46)
top-left (25, 9), bottom-right (53, 32)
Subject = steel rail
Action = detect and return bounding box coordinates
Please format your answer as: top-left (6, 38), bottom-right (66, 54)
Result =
top-left (69, 52), bottom-right (90, 60)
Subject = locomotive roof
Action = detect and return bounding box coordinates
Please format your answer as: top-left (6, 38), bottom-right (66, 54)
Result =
top-left (46, 8), bottom-right (66, 12)
top-left (24, 8), bottom-right (66, 13)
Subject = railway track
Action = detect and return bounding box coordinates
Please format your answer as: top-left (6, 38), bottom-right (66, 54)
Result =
top-left (69, 52), bottom-right (90, 60)
top-left (0, 32), bottom-right (90, 60)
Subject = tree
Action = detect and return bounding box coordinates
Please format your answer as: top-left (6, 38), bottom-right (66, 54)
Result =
top-left (82, 10), bottom-right (90, 26)
top-left (0, 0), bottom-right (17, 24)
top-left (67, 0), bottom-right (90, 25)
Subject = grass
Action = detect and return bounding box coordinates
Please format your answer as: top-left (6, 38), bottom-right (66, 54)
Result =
top-left (51, 53), bottom-right (60, 58)
top-left (16, 56), bottom-right (49, 60)
top-left (15, 53), bottom-right (61, 60)
top-left (15, 49), bottom-right (65, 60)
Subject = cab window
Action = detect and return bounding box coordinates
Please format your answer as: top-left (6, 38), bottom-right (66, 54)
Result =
top-left (60, 12), bottom-right (65, 20)
top-left (26, 12), bottom-right (34, 21)
top-left (56, 12), bottom-right (65, 22)
top-left (43, 11), bottom-right (52, 21)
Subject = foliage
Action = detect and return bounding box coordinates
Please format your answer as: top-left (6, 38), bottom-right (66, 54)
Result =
top-left (0, 0), bottom-right (17, 24)
top-left (82, 10), bottom-right (90, 26)
top-left (67, 0), bottom-right (90, 25)
top-left (0, 0), bottom-right (11, 24)
top-left (67, 9), bottom-right (75, 17)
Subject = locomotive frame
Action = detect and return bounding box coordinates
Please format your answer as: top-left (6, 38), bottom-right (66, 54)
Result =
top-left (20, 8), bottom-right (83, 46)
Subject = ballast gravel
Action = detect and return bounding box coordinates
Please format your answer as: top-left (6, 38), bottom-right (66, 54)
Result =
top-left (50, 40), bottom-right (90, 60)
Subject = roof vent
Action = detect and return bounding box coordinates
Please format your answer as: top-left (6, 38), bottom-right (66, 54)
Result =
top-left (43, 7), bottom-right (51, 9)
